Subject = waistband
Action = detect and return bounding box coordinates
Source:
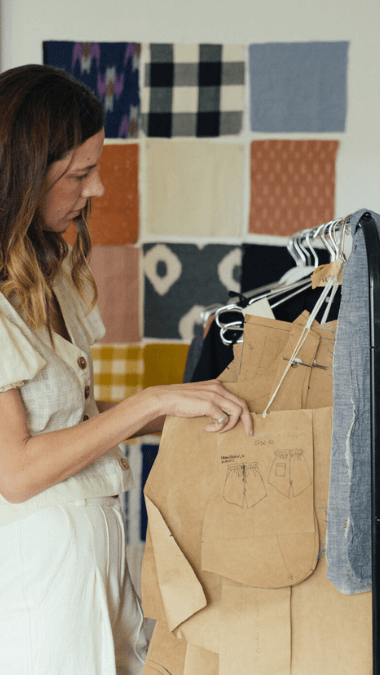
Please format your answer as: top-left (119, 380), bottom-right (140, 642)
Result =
top-left (68, 495), bottom-right (120, 507)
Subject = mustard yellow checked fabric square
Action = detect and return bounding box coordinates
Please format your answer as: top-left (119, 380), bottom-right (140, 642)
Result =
top-left (91, 344), bottom-right (144, 402)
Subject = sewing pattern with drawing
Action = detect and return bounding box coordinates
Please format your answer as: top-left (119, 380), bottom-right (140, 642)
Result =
top-left (223, 462), bottom-right (267, 508)
top-left (268, 449), bottom-right (311, 497)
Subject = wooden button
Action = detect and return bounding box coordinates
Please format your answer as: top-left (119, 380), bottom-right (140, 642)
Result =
top-left (83, 414), bottom-right (89, 421)
top-left (119, 458), bottom-right (129, 471)
top-left (78, 356), bottom-right (87, 370)
top-left (84, 385), bottom-right (90, 399)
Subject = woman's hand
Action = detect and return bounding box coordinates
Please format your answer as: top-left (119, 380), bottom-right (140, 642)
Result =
top-left (147, 379), bottom-right (253, 437)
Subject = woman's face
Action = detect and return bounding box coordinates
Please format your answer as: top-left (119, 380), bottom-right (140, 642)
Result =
top-left (42, 128), bottom-right (105, 233)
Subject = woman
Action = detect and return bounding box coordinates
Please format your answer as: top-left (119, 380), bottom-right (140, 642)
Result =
top-left (0, 64), bottom-right (252, 675)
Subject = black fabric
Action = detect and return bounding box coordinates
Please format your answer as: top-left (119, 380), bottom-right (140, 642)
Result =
top-left (191, 318), bottom-right (235, 382)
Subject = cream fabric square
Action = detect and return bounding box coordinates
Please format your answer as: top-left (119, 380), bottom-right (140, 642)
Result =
top-left (172, 86), bottom-right (199, 113)
top-left (173, 44), bottom-right (199, 63)
top-left (220, 85), bottom-right (245, 112)
top-left (145, 140), bottom-right (244, 237)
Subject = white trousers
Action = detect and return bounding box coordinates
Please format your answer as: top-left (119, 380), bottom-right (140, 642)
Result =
top-left (0, 496), bottom-right (148, 675)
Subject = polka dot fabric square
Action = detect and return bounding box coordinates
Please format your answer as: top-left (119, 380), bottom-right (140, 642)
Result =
top-left (249, 140), bottom-right (339, 236)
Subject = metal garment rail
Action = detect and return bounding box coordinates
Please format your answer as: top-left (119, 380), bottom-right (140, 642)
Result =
top-left (360, 211), bottom-right (380, 675)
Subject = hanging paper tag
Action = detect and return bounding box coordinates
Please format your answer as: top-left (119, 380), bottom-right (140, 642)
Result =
top-left (311, 262), bottom-right (343, 289)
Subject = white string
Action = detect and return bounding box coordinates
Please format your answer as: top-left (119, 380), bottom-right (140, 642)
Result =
top-left (262, 277), bottom-right (335, 418)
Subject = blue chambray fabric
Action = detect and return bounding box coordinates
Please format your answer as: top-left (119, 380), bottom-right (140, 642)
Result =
top-left (326, 207), bottom-right (380, 593)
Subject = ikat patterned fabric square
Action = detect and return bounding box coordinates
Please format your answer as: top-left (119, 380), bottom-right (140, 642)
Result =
top-left (249, 140), bottom-right (339, 236)
top-left (141, 43), bottom-right (245, 137)
top-left (143, 243), bottom-right (242, 340)
top-left (91, 344), bottom-right (143, 402)
top-left (43, 41), bottom-right (140, 138)
top-left (249, 41), bottom-right (349, 132)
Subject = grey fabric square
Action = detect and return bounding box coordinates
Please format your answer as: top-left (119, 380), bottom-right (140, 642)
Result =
top-left (171, 113), bottom-right (197, 136)
top-left (249, 41), bottom-right (348, 132)
top-left (222, 61), bottom-right (245, 86)
top-left (149, 87), bottom-right (173, 113)
top-left (220, 111), bottom-right (243, 135)
top-left (198, 86), bottom-right (220, 112)
top-left (150, 43), bottom-right (174, 63)
top-left (174, 63), bottom-right (199, 87)
top-left (199, 44), bottom-right (223, 63)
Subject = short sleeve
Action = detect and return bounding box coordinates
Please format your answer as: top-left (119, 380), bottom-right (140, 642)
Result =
top-left (0, 313), bottom-right (47, 392)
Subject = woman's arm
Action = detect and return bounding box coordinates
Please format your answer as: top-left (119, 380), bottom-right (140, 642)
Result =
top-left (0, 380), bottom-right (252, 504)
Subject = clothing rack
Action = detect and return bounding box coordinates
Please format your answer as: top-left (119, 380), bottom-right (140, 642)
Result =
top-left (360, 211), bottom-right (380, 675)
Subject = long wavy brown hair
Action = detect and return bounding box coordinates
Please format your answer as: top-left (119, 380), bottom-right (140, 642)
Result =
top-left (0, 64), bottom-right (104, 333)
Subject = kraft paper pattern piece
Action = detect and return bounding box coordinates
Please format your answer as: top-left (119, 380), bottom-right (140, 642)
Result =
top-left (91, 344), bottom-right (143, 401)
top-left (143, 243), bottom-right (242, 340)
top-left (89, 245), bottom-right (139, 343)
top-left (249, 41), bottom-right (348, 132)
top-left (145, 495), bottom-right (207, 632)
top-left (220, 581), bottom-right (291, 675)
top-left (64, 144), bottom-right (139, 246)
top-left (145, 140), bottom-right (244, 237)
top-left (201, 408), bottom-right (319, 588)
top-left (43, 41), bottom-right (140, 138)
top-left (141, 44), bottom-right (245, 137)
top-left (142, 344), bottom-right (190, 389)
top-left (249, 140), bottom-right (339, 236)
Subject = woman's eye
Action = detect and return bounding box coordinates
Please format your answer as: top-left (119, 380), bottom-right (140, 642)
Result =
top-left (75, 174), bottom-right (88, 181)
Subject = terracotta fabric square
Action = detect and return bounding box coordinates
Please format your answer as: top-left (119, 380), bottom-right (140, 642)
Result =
top-left (249, 140), bottom-right (339, 236)
top-left (64, 144), bottom-right (139, 246)
top-left (89, 245), bottom-right (139, 343)
top-left (142, 343), bottom-right (190, 389)
top-left (145, 140), bottom-right (244, 237)
top-left (91, 343), bottom-right (143, 401)
top-left (43, 41), bottom-right (140, 138)
top-left (143, 243), bottom-right (242, 340)
top-left (249, 42), bottom-right (348, 132)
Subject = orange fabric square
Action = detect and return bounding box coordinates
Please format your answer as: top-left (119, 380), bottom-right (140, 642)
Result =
top-left (142, 343), bottom-right (190, 389)
top-left (249, 140), bottom-right (339, 236)
top-left (64, 143), bottom-right (139, 245)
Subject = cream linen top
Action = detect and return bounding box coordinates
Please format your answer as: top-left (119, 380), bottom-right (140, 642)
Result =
top-left (0, 255), bottom-right (134, 526)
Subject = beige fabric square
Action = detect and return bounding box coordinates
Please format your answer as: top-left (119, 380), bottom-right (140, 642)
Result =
top-left (145, 140), bottom-right (244, 237)
top-left (172, 86), bottom-right (199, 113)
top-left (220, 85), bottom-right (245, 111)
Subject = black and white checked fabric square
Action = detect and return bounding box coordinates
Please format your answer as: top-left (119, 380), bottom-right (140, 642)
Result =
top-left (141, 44), bottom-right (245, 137)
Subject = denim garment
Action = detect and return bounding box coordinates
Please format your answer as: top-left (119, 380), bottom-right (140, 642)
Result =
top-left (326, 207), bottom-right (380, 593)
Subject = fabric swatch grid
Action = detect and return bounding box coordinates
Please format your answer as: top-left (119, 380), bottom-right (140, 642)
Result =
top-left (249, 140), bottom-right (339, 236)
top-left (89, 245), bottom-right (140, 344)
top-left (249, 41), bottom-right (349, 132)
top-left (64, 144), bottom-right (139, 246)
top-left (141, 43), bottom-right (245, 137)
top-left (143, 243), bottom-right (242, 340)
top-left (43, 41), bottom-right (140, 138)
top-left (91, 344), bottom-right (144, 402)
top-left (144, 140), bottom-right (245, 237)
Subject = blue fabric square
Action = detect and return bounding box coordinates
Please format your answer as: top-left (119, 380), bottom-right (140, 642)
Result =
top-left (43, 41), bottom-right (140, 138)
top-left (249, 41), bottom-right (349, 132)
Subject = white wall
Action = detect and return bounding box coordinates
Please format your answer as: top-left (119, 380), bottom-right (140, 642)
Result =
top-left (1, 0), bottom-right (380, 219)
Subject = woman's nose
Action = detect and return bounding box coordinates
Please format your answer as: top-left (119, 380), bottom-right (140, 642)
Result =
top-left (81, 169), bottom-right (105, 199)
